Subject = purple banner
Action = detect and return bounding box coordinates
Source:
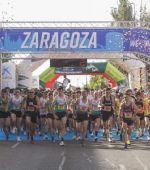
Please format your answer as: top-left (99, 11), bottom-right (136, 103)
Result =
top-left (0, 28), bottom-right (150, 55)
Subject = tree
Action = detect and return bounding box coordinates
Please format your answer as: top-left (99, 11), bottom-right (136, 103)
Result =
top-left (111, 0), bottom-right (134, 21)
top-left (140, 6), bottom-right (150, 21)
top-left (111, 0), bottom-right (134, 27)
top-left (111, 0), bottom-right (150, 90)
top-left (86, 75), bottom-right (107, 90)
top-left (140, 5), bottom-right (150, 27)
top-left (111, 0), bottom-right (150, 26)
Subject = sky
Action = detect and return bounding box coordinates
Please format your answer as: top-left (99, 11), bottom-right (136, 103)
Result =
top-left (0, 0), bottom-right (150, 22)
top-left (0, 0), bottom-right (150, 87)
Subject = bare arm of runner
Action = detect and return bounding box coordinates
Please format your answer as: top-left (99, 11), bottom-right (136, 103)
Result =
top-left (131, 101), bottom-right (137, 121)
top-left (119, 103), bottom-right (124, 121)
top-left (34, 96), bottom-right (40, 110)
top-left (111, 95), bottom-right (115, 113)
top-left (52, 96), bottom-right (59, 119)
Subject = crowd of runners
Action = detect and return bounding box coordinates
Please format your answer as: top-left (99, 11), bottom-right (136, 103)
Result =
top-left (0, 86), bottom-right (150, 149)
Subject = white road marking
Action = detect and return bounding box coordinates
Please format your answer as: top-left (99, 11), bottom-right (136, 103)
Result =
top-left (11, 142), bottom-right (20, 149)
top-left (118, 164), bottom-right (126, 170)
top-left (58, 151), bottom-right (66, 170)
top-left (105, 158), bottom-right (116, 168)
top-left (83, 153), bottom-right (92, 164)
top-left (132, 152), bottom-right (148, 170)
top-left (99, 159), bottom-right (126, 170)
top-left (86, 158), bottom-right (92, 163)
top-left (135, 156), bottom-right (148, 170)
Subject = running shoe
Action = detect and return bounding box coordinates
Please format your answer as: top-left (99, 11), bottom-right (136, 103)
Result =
top-left (124, 143), bottom-right (128, 149)
top-left (59, 141), bottom-right (65, 146)
top-left (94, 137), bottom-right (98, 142)
top-left (66, 127), bottom-right (70, 132)
top-left (108, 137), bottom-right (112, 142)
top-left (108, 132), bottom-right (112, 142)
top-left (147, 136), bottom-right (150, 140)
top-left (76, 136), bottom-right (81, 141)
top-left (90, 132), bottom-right (94, 137)
top-left (43, 135), bottom-right (48, 140)
top-left (72, 135), bottom-right (76, 140)
top-left (139, 133), bottom-right (144, 138)
top-left (136, 129), bottom-right (140, 139)
top-left (12, 127), bottom-right (17, 134)
top-left (38, 132), bottom-right (42, 136)
top-left (55, 129), bottom-right (59, 134)
top-left (17, 136), bottom-right (22, 142)
top-left (127, 140), bottom-right (131, 145)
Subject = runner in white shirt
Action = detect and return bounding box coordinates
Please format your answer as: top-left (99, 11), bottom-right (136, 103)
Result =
top-left (90, 91), bottom-right (101, 142)
top-left (39, 93), bottom-right (49, 140)
top-left (10, 89), bottom-right (23, 141)
top-left (53, 86), bottom-right (68, 146)
top-left (76, 90), bottom-right (91, 146)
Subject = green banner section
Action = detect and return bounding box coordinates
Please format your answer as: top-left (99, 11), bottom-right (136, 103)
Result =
top-left (39, 80), bottom-right (45, 89)
top-left (105, 63), bottom-right (126, 82)
top-left (39, 62), bottom-right (126, 86)
top-left (83, 63), bottom-right (107, 73)
top-left (39, 67), bottom-right (55, 83)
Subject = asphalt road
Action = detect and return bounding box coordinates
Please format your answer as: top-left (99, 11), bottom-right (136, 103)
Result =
top-left (0, 141), bottom-right (150, 170)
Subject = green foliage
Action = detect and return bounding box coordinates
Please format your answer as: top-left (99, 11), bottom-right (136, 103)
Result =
top-left (39, 67), bottom-right (55, 83)
top-left (140, 5), bottom-right (150, 27)
top-left (87, 75), bottom-right (107, 90)
top-left (111, 0), bottom-right (150, 25)
top-left (111, 0), bottom-right (134, 21)
top-left (140, 6), bottom-right (150, 21)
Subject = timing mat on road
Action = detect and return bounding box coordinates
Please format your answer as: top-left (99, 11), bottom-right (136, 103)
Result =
top-left (0, 129), bottom-right (149, 142)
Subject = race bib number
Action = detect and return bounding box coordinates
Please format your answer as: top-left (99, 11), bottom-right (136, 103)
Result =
top-left (137, 108), bottom-right (143, 114)
top-left (92, 106), bottom-right (98, 111)
top-left (124, 112), bottom-right (132, 118)
top-left (56, 105), bottom-right (65, 110)
top-left (80, 106), bottom-right (87, 112)
top-left (49, 105), bottom-right (53, 110)
top-left (104, 106), bottom-right (111, 112)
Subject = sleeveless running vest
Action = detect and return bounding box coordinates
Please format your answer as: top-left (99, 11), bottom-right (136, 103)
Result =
top-left (91, 99), bottom-right (99, 115)
top-left (79, 99), bottom-right (89, 112)
top-left (103, 96), bottom-right (113, 112)
top-left (27, 96), bottom-right (37, 111)
top-left (55, 96), bottom-right (67, 112)
top-left (11, 96), bottom-right (22, 111)
top-left (135, 99), bottom-right (144, 114)
top-left (122, 103), bottom-right (134, 119)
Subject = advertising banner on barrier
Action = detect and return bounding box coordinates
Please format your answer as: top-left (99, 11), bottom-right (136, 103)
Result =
top-left (55, 67), bottom-right (83, 74)
top-left (32, 76), bottom-right (39, 89)
top-left (50, 59), bottom-right (87, 67)
top-left (41, 62), bottom-right (126, 85)
top-left (2, 62), bottom-right (16, 89)
top-left (105, 62), bottom-right (126, 82)
top-left (17, 60), bottom-right (32, 89)
top-left (0, 28), bottom-right (150, 55)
